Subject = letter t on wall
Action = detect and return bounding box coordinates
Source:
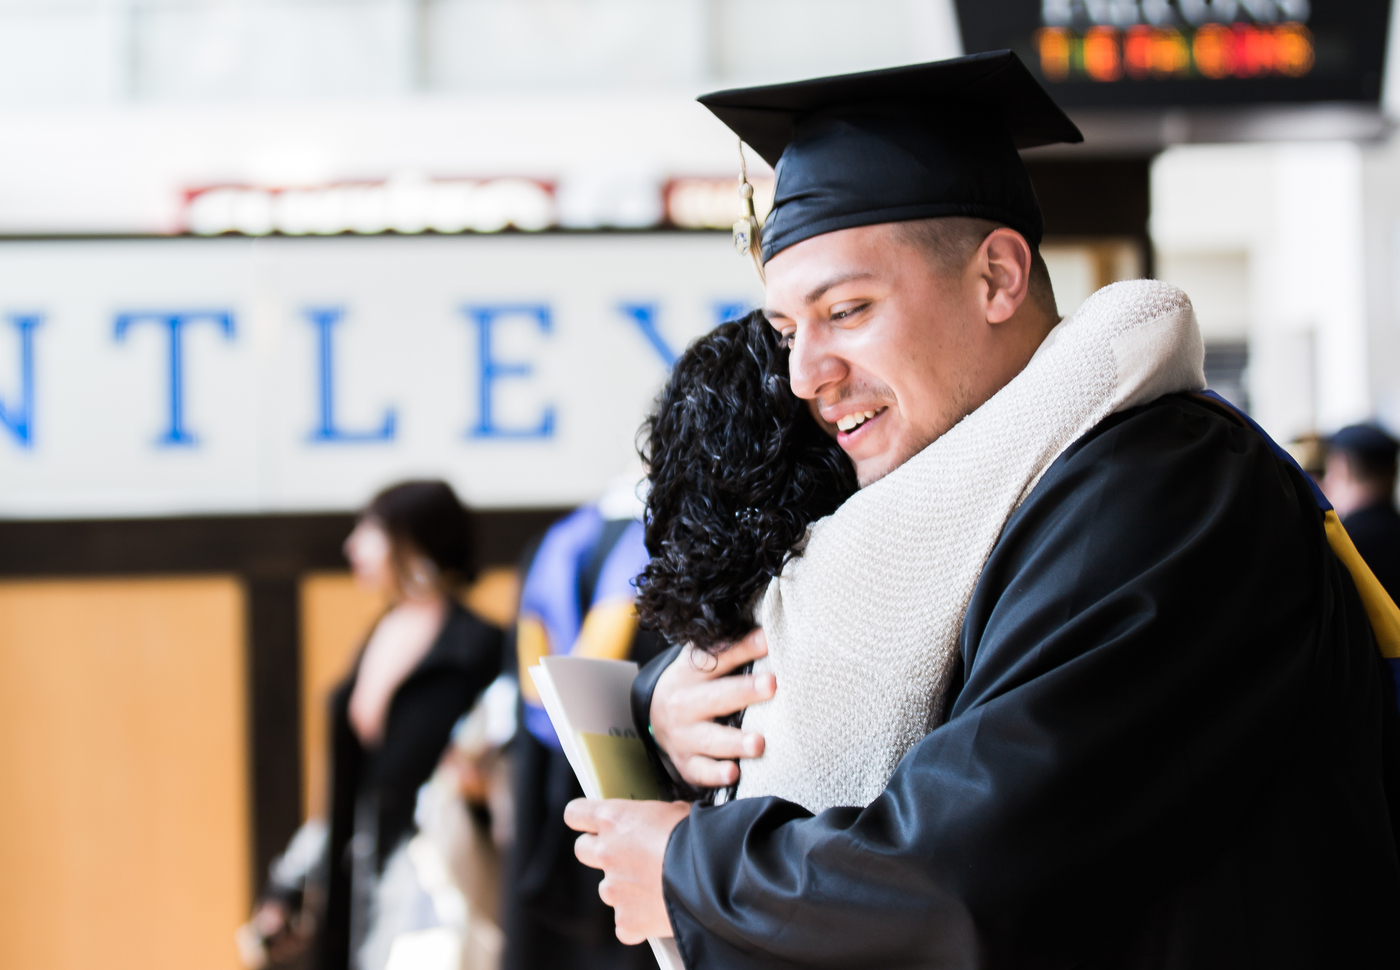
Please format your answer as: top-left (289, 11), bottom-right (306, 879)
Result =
top-left (113, 310), bottom-right (235, 447)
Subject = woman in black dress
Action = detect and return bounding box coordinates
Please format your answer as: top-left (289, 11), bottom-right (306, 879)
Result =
top-left (246, 481), bottom-right (503, 970)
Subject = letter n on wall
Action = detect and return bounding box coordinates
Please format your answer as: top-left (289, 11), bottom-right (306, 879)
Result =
top-left (0, 313), bottom-right (40, 447)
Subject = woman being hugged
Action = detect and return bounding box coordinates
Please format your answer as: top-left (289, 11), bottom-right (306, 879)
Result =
top-left (634, 310), bottom-right (856, 801)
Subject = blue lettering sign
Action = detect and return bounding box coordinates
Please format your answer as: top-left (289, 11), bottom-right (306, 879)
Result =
top-left (113, 310), bottom-right (235, 447)
top-left (0, 313), bottom-right (40, 447)
top-left (714, 301), bottom-right (754, 325)
top-left (305, 307), bottom-right (396, 443)
top-left (618, 302), bottom-right (676, 367)
top-left (463, 304), bottom-right (555, 439)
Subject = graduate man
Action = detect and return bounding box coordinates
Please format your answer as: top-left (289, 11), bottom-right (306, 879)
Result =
top-left (565, 52), bottom-right (1400, 968)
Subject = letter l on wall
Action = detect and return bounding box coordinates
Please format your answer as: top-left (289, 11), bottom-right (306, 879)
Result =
top-left (304, 307), bottom-right (396, 443)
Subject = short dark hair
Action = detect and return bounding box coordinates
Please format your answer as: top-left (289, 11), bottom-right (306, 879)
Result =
top-left (893, 216), bottom-right (1058, 320)
top-left (366, 480), bottom-right (477, 587)
top-left (1337, 448), bottom-right (1398, 488)
top-left (1328, 424), bottom-right (1399, 487)
top-left (635, 311), bottom-right (858, 651)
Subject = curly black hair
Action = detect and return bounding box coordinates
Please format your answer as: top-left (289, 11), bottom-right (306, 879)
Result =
top-left (635, 310), bottom-right (858, 652)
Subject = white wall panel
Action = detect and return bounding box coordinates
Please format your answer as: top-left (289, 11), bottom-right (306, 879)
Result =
top-left (710, 0), bottom-right (960, 87)
top-left (1153, 142), bottom-right (1373, 441)
top-left (134, 1), bottom-right (416, 100)
top-left (426, 0), bottom-right (707, 91)
top-left (0, 232), bottom-right (762, 516)
top-left (0, 0), bottom-right (964, 106)
top-left (0, 9), bottom-right (122, 105)
top-left (1155, 251), bottom-right (1249, 341)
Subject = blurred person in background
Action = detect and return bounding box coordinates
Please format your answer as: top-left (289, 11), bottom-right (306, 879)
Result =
top-left (240, 480), bottom-right (504, 970)
top-left (1284, 432), bottom-right (1326, 484)
top-left (436, 677), bottom-right (520, 930)
top-left (503, 469), bottom-right (667, 970)
top-left (1322, 424), bottom-right (1400, 603)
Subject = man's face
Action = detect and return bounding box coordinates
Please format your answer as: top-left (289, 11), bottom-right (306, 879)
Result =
top-left (764, 223), bottom-right (988, 487)
top-left (1320, 450), bottom-right (1382, 518)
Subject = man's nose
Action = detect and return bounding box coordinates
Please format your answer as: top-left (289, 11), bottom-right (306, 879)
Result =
top-left (787, 327), bottom-right (844, 401)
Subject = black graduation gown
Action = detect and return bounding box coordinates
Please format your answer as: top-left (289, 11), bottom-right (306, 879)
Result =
top-left (639, 394), bottom-right (1400, 969)
top-left (1343, 502), bottom-right (1400, 606)
top-left (318, 602), bottom-right (503, 970)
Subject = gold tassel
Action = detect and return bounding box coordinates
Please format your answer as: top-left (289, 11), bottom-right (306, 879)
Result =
top-left (732, 139), bottom-right (766, 285)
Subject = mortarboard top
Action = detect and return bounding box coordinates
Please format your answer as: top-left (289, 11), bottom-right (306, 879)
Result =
top-left (1329, 424), bottom-right (1400, 462)
top-left (699, 51), bottom-right (1083, 264)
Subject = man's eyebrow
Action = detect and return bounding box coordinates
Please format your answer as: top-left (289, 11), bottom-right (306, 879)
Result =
top-left (764, 270), bottom-right (878, 320)
top-left (803, 270), bottom-right (876, 305)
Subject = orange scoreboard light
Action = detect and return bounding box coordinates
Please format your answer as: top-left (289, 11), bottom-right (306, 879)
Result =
top-left (957, 1), bottom-right (1390, 108)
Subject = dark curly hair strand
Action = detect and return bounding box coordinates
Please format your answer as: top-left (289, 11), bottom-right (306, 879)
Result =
top-left (635, 310), bottom-right (857, 652)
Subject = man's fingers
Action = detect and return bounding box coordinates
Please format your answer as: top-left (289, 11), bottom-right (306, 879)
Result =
top-left (652, 636), bottom-right (772, 786)
top-left (677, 753), bottom-right (741, 788)
top-left (744, 730), bottom-right (765, 758)
top-left (563, 797), bottom-right (607, 835)
top-left (710, 628), bottom-right (769, 672)
top-left (569, 800), bottom-right (689, 944)
top-left (678, 719), bottom-right (764, 760)
top-left (574, 831), bottom-right (603, 869)
top-left (614, 923), bottom-right (649, 946)
top-left (678, 670), bottom-right (776, 722)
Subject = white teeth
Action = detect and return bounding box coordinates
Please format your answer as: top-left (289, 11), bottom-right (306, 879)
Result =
top-left (836, 409), bottom-right (879, 432)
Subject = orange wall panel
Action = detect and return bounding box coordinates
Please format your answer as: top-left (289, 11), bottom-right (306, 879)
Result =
top-left (0, 577), bottom-right (248, 970)
top-left (299, 573), bottom-right (384, 821)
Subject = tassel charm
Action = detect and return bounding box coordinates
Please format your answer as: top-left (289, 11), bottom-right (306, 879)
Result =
top-left (732, 140), bottom-right (766, 284)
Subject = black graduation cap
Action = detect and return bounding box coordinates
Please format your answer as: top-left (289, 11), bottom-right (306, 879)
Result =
top-left (1329, 424), bottom-right (1400, 463)
top-left (698, 51), bottom-right (1083, 264)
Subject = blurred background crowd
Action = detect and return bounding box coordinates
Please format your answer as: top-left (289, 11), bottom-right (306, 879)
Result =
top-left (3, 2), bottom-right (1400, 969)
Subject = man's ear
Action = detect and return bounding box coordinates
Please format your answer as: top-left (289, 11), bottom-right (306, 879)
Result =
top-left (976, 228), bottom-right (1033, 325)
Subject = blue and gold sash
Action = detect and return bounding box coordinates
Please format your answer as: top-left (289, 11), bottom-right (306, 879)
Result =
top-left (1196, 391), bottom-right (1400, 699)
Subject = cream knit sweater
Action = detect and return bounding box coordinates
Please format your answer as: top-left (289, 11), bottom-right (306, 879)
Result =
top-left (735, 280), bottom-right (1205, 814)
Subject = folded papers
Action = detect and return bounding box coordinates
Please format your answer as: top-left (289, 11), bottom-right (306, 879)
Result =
top-left (527, 656), bottom-right (681, 970)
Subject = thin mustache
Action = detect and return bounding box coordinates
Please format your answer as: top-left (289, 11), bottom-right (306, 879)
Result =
top-left (816, 386), bottom-right (894, 411)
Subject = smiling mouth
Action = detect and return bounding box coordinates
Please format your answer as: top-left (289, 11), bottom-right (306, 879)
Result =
top-left (834, 407), bottom-right (886, 438)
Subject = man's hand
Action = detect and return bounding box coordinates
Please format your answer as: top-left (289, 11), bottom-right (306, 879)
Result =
top-left (652, 628), bottom-right (775, 788)
top-left (565, 798), bottom-right (692, 944)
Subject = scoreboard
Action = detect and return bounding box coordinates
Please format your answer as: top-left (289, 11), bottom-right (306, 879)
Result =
top-left (957, 0), bottom-right (1391, 108)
